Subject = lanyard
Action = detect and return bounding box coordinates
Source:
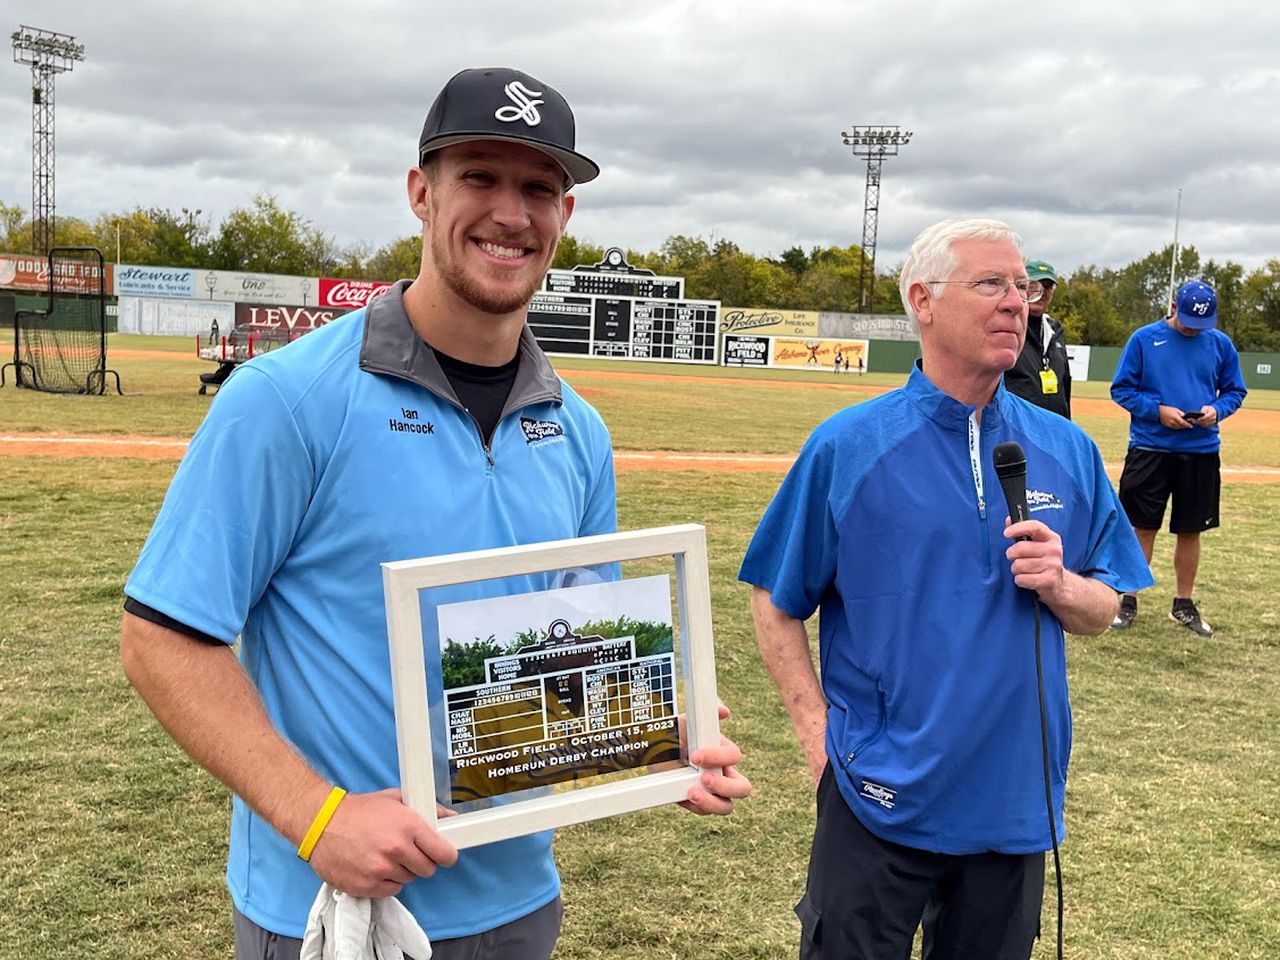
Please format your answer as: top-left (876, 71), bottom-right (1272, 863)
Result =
top-left (967, 411), bottom-right (986, 519)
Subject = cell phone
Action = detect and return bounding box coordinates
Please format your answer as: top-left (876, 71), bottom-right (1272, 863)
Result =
top-left (1182, 411), bottom-right (1203, 420)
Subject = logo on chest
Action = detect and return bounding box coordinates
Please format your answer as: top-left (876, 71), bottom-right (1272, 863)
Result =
top-left (520, 416), bottom-right (565, 445)
top-left (1027, 488), bottom-right (1064, 513)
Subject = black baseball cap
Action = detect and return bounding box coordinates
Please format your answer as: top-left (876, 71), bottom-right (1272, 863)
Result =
top-left (418, 67), bottom-right (599, 186)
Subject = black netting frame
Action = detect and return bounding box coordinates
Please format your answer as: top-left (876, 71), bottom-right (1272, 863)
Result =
top-left (1, 247), bottom-right (122, 395)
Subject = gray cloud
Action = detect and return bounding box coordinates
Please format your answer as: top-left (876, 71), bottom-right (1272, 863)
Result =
top-left (4, 0), bottom-right (1277, 274)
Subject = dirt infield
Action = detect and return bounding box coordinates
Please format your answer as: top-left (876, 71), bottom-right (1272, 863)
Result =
top-left (3, 432), bottom-right (1278, 483)
top-left (101, 353), bottom-right (1280, 435)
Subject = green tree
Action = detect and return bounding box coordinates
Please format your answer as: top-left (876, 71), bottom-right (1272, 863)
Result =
top-left (364, 235), bottom-right (423, 281)
top-left (0, 201), bottom-right (27, 251)
top-left (207, 193), bottom-right (335, 275)
top-left (551, 233), bottom-right (604, 270)
top-left (575, 617), bottom-right (673, 657)
top-left (1236, 260), bottom-right (1280, 352)
top-left (1054, 278), bottom-right (1128, 347)
top-left (440, 636), bottom-right (504, 689)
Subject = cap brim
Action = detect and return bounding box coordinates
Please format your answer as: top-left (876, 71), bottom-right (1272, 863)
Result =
top-left (419, 133), bottom-right (599, 186)
top-left (1177, 310), bottom-right (1217, 330)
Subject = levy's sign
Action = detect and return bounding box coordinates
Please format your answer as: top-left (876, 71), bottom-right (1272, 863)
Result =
top-left (0, 253), bottom-right (114, 294)
top-left (234, 302), bottom-right (350, 336)
top-left (318, 278), bottom-right (395, 310)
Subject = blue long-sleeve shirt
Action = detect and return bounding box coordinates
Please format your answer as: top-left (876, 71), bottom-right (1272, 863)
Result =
top-left (1110, 319), bottom-right (1247, 453)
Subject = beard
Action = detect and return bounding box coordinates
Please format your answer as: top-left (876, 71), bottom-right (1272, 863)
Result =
top-left (429, 226), bottom-right (550, 317)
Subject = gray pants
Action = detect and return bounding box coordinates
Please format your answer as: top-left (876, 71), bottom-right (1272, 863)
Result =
top-left (233, 897), bottom-right (562, 960)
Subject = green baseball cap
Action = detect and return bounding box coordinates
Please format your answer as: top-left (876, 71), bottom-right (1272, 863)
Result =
top-left (1025, 259), bottom-right (1059, 284)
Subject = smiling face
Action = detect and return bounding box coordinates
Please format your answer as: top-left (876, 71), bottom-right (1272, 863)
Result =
top-left (414, 140), bottom-right (574, 317)
top-left (909, 237), bottom-right (1030, 399)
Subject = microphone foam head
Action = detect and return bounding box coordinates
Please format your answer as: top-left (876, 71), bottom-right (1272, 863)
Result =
top-left (992, 441), bottom-right (1027, 478)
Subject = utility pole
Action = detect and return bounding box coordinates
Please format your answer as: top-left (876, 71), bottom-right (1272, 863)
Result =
top-left (841, 125), bottom-right (912, 313)
top-left (12, 25), bottom-right (85, 255)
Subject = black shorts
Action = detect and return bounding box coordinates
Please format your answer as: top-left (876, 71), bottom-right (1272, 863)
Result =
top-left (795, 766), bottom-right (1044, 960)
top-left (1118, 448), bottom-right (1221, 533)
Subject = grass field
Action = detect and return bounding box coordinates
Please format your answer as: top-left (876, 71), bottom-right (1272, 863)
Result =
top-left (1, 335), bottom-right (1277, 958)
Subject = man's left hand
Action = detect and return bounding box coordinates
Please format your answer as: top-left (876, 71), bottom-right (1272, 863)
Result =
top-left (1003, 518), bottom-right (1067, 602)
top-left (679, 703), bottom-right (752, 816)
top-left (1197, 404), bottom-right (1219, 427)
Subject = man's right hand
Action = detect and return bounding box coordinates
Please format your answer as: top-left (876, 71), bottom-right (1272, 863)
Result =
top-left (802, 724), bottom-right (829, 788)
top-left (1158, 404), bottom-right (1193, 429)
top-left (308, 788), bottom-right (458, 898)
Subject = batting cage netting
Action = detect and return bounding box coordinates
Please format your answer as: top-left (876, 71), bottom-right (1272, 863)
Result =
top-left (2, 247), bottom-right (121, 395)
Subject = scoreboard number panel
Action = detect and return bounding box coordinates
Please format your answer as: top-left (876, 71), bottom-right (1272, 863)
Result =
top-left (383, 525), bottom-right (721, 850)
top-left (532, 248), bottom-right (719, 364)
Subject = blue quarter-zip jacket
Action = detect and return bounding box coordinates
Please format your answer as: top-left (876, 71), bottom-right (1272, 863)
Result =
top-left (1111, 319), bottom-right (1247, 453)
top-left (740, 366), bottom-right (1152, 854)
top-left (126, 284), bottom-right (617, 939)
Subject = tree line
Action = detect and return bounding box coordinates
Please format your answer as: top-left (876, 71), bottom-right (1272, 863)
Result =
top-left (4, 197), bottom-right (1278, 350)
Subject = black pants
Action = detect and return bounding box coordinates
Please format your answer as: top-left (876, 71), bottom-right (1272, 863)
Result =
top-left (797, 766), bottom-right (1044, 960)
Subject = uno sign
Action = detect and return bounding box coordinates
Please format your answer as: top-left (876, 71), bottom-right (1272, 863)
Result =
top-left (318, 278), bottom-right (394, 309)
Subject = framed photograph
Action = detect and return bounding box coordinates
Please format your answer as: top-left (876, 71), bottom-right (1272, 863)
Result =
top-left (382, 524), bottom-right (721, 850)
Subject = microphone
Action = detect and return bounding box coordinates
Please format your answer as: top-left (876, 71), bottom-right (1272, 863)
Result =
top-left (992, 441), bottom-right (1029, 526)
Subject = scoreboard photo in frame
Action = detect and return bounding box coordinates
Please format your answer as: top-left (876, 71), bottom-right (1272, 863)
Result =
top-left (382, 525), bottom-right (722, 850)
top-left (529, 248), bottom-right (719, 364)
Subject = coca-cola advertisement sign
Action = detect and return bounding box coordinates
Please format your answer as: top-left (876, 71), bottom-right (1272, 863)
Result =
top-left (234, 302), bottom-right (350, 337)
top-left (318, 277), bottom-right (395, 309)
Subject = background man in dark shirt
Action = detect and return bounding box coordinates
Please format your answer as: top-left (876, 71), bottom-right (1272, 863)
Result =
top-left (1004, 258), bottom-right (1071, 418)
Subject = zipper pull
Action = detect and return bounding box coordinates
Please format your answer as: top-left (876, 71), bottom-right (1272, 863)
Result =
top-left (978, 496), bottom-right (986, 519)
top-left (484, 445), bottom-right (495, 468)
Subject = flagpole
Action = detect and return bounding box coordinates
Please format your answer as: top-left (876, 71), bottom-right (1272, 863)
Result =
top-left (1167, 188), bottom-right (1183, 314)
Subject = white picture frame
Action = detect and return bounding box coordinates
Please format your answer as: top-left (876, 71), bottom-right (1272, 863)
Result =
top-left (382, 524), bottom-right (721, 850)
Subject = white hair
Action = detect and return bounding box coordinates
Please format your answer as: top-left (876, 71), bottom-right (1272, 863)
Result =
top-left (899, 219), bottom-right (1023, 324)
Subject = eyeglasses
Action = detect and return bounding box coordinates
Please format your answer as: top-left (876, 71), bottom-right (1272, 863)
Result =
top-left (926, 276), bottom-right (1045, 303)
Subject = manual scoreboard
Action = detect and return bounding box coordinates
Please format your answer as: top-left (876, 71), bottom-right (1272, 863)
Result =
top-left (529, 248), bottom-right (718, 364)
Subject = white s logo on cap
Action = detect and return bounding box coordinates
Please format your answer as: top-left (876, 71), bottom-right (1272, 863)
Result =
top-left (495, 81), bottom-right (544, 126)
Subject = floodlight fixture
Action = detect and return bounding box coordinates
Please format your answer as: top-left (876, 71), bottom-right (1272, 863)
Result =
top-left (841, 125), bottom-right (913, 314)
top-left (12, 25), bottom-right (85, 255)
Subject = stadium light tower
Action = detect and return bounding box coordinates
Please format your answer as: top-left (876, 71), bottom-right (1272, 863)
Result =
top-left (841, 125), bottom-right (912, 314)
top-left (12, 25), bottom-right (85, 256)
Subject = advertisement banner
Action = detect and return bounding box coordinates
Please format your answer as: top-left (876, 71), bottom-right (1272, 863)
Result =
top-left (116, 264), bottom-right (197, 298)
top-left (234, 301), bottom-right (349, 336)
top-left (1065, 344), bottom-right (1091, 383)
top-left (719, 306), bottom-right (819, 337)
top-left (198, 270), bottom-right (318, 306)
top-left (722, 334), bottom-right (770, 367)
top-left (0, 253), bottom-right (114, 295)
top-left (770, 337), bottom-right (869, 371)
top-left (118, 296), bottom-right (232, 337)
top-left (318, 277), bottom-right (395, 310)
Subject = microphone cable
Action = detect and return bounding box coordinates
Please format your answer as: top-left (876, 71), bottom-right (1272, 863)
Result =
top-left (1032, 594), bottom-right (1065, 960)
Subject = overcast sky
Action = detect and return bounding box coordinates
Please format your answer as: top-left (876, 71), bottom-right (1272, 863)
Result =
top-left (4, 1), bottom-right (1278, 277)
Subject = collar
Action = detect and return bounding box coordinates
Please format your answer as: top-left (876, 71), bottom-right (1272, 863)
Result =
top-left (905, 361), bottom-right (1010, 434)
top-left (358, 280), bottom-right (562, 409)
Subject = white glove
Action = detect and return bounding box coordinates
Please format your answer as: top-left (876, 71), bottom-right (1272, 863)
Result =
top-left (299, 883), bottom-right (433, 960)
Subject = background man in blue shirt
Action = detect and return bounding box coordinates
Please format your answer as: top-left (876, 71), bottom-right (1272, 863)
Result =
top-left (1110, 280), bottom-right (1248, 635)
top-left (121, 66), bottom-right (748, 960)
top-left (741, 219), bottom-right (1151, 960)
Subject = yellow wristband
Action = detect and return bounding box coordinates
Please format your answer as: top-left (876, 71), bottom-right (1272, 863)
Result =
top-left (297, 787), bottom-right (346, 862)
